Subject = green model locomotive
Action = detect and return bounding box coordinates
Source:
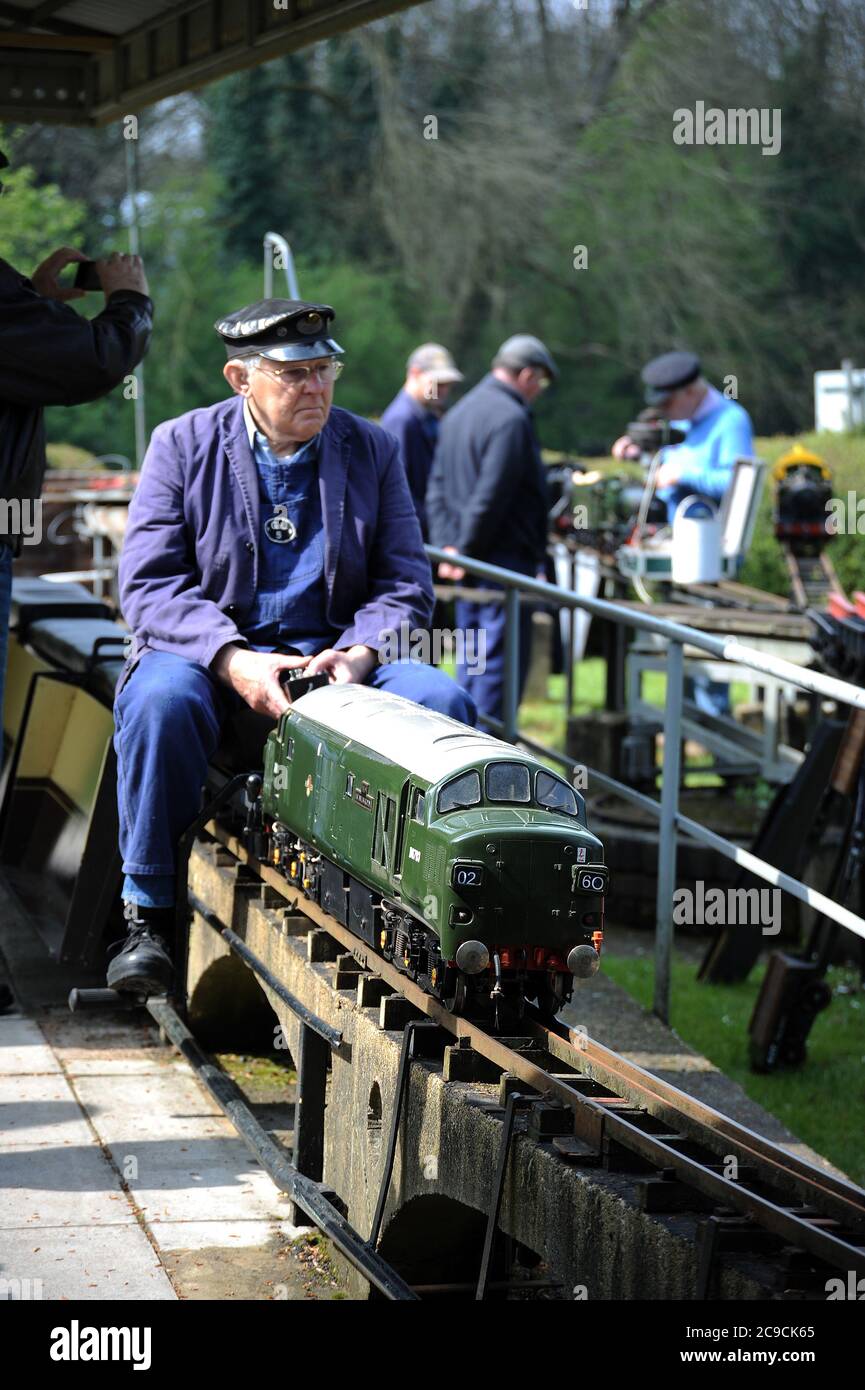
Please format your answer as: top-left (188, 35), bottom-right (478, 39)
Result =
top-left (249, 683), bottom-right (607, 1023)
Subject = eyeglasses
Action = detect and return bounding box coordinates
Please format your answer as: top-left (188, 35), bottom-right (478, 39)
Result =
top-left (254, 359), bottom-right (344, 389)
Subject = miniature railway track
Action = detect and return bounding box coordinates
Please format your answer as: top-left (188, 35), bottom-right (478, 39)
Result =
top-left (204, 819), bottom-right (865, 1290)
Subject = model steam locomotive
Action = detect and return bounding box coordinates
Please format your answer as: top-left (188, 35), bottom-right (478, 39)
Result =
top-left (243, 682), bottom-right (608, 1025)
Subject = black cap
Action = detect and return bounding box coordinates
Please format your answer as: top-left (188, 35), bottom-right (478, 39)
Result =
top-left (494, 333), bottom-right (559, 381)
top-left (215, 299), bottom-right (344, 362)
top-left (641, 350), bottom-right (701, 405)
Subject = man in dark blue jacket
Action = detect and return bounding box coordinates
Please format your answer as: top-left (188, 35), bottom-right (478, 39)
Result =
top-left (380, 343), bottom-right (463, 538)
top-left (426, 335), bottom-right (557, 722)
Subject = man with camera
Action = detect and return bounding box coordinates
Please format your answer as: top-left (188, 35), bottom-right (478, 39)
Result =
top-left (0, 144), bottom-right (154, 712)
top-left (612, 350), bottom-right (754, 518)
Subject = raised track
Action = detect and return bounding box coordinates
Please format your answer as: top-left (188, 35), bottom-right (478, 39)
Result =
top-left (200, 817), bottom-right (865, 1294)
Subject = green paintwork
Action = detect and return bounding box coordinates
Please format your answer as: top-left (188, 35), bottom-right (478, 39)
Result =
top-left (263, 705), bottom-right (606, 961)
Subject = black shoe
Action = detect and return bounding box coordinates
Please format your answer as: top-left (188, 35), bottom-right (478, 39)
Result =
top-left (107, 909), bottom-right (174, 997)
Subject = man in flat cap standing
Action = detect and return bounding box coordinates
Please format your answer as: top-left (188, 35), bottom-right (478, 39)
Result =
top-left (612, 350), bottom-right (754, 716)
top-left (380, 343), bottom-right (464, 538)
top-left (110, 298), bottom-right (474, 996)
top-left (427, 334), bottom-right (557, 723)
top-left (612, 350), bottom-right (754, 517)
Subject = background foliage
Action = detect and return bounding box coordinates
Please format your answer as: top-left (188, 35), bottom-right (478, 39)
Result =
top-left (1, 0), bottom-right (863, 589)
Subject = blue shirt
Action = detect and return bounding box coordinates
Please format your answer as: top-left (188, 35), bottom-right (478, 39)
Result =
top-left (657, 386), bottom-right (754, 521)
top-left (242, 423), bottom-right (340, 655)
top-left (380, 388), bottom-right (439, 539)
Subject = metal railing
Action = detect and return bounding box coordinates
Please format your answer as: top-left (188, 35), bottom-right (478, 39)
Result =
top-left (425, 545), bottom-right (865, 1023)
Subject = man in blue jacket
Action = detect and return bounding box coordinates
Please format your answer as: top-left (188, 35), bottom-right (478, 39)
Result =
top-left (380, 343), bottom-right (463, 537)
top-left (613, 351), bottom-right (755, 716)
top-left (111, 298), bottom-right (474, 995)
top-left (612, 351), bottom-right (754, 517)
top-left (426, 335), bottom-right (556, 723)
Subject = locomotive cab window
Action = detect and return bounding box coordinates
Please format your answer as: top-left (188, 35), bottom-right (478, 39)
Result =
top-left (437, 770), bottom-right (481, 814)
top-left (485, 761), bottom-right (531, 803)
top-left (411, 787), bottom-right (426, 822)
top-left (345, 772), bottom-right (355, 798)
top-left (536, 770), bottom-right (578, 816)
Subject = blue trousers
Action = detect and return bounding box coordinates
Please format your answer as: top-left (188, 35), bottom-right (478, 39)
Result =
top-left (454, 556), bottom-right (535, 723)
top-left (114, 650), bottom-right (476, 907)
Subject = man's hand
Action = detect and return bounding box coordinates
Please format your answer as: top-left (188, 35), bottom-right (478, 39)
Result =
top-left (305, 645), bottom-right (378, 685)
top-left (437, 545), bottom-right (465, 582)
top-left (611, 435), bottom-right (641, 462)
top-left (31, 246), bottom-right (88, 302)
top-left (212, 644), bottom-right (308, 718)
top-left (655, 459), bottom-right (681, 490)
top-left (96, 252), bottom-right (149, 300)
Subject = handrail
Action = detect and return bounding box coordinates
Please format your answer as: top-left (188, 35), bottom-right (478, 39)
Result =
top-left (425, 544), bottom-right (865, 1021)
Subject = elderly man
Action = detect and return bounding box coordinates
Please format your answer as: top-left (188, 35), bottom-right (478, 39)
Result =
top-left (426, 334), bottom-right (557, 724)
top-left (110, 298), bottom-right (474, 995)
top-left (380, 343), bottom-right (463, 537)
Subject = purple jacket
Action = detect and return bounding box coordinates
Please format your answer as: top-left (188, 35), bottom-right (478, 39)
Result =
top-left (117, 395), bottom-right (434, 688)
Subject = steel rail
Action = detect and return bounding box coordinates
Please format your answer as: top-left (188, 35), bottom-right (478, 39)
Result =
top-left (204, 822), bottom-right (865, 1275)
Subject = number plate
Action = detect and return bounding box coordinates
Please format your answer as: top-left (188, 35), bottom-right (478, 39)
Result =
top-left (451, 863), bottom-right (485, 890)
top-left (572, 864), bottom-right (609, 895)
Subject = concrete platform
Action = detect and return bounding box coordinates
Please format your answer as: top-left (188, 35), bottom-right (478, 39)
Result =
top-left (0, 875), bottom-right (342, 1302)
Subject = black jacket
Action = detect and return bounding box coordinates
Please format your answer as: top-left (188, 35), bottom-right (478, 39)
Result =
top-left (426, 373), bottom-right (547, 566)
top-left (0, 258), bottom-right (153, 541)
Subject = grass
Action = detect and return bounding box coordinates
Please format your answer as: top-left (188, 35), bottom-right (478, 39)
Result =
top-left (602, 952), bottom-right (865, 1187)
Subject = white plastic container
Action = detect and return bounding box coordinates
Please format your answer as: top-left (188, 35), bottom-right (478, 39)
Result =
top-left (671, 495), bottom-right (722, 584)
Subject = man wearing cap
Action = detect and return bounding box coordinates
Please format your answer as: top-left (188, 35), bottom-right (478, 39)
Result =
top-left (0, 144), bottom-right (153, 716)
top-left (380, 343), bottom-right (463, 538)
top-left (426, 335), bottom-right (556, 722)
top-left (612, 351), bottom-right (754, 517)
top-left (109, 298), bottom-right (475, 996)
top-left (612, 351), bottom-right (754, 717)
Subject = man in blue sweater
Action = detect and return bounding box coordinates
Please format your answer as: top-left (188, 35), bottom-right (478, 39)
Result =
top-left (613, 351), bottom-right (754, 517)
top-left (613, 351), bottom-right (755, 716)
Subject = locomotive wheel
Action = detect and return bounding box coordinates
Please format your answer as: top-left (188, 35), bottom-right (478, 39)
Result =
top-left (493, 992), bottom-right (521, 1034)
top-left (533, 984), bottom-right (563, 1023)
top-left (441, 973), bottom-right (468, 1016)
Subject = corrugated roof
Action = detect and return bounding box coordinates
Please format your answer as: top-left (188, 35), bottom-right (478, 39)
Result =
top-left (0, 0), bottom-right (425, 125)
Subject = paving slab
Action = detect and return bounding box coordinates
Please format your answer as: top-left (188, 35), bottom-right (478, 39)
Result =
top-left (0, 1073), bottom-right (94, 1148)
top-left (0, 1015), bottom-right (62, 1075)
top-left (0, 1223), bottom-right (176, 1300)
top-left (0, 1142), bottom-right (135, 1228)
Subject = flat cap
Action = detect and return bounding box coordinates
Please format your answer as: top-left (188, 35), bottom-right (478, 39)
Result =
top-left (494, 334), bottom-right (559, 381)
top-left (215, 298), bottom-right (343, 362)
top-left (407, 342), bottom-right (464, 384)
top-left (641, 350), bottom-right (701, 404)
